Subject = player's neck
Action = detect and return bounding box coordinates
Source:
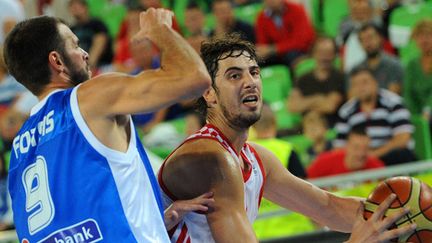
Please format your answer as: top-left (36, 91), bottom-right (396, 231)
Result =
top-left (208, 119), bottom-right (249, 155)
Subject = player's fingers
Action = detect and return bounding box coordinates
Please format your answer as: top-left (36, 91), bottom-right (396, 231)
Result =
top-left (379, 223), bottom-right (416, 241)
top-left (371, 194), bottom-right (396, 221)
top-left (379, 207), bottom-right (410, 231)
top-left (197, 192), bottom-right (214, 199)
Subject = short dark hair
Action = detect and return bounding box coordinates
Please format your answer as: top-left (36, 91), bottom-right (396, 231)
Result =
top-left (195, 33), bottom-right (257, 117)
top-left (187, 1), bottom-right (201, 10)
top-left (311, 35), bottom-right (337, 55)
top-left (3, 16), bottom-right (67, 95)
top-left (68, 0), bottom-right (88, 7)
top-left (359, 22), bottom-right (384, 37)
top-left (349, 65), bottom-right (375, 80)
top-left (349, 124), bottom-right (368, 137)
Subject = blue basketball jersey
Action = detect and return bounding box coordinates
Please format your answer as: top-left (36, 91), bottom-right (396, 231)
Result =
top-left (8, 87), bottom-right (170, 242)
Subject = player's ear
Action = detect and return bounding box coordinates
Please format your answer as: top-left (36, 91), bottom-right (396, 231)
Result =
top-left (48, 51), bottom-right (65, 72)
top-left (203, 88), bottom-right (216, 107)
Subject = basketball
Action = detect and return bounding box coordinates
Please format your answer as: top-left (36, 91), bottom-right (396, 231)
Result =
top-left (364, 176), bottom-right (432, 242)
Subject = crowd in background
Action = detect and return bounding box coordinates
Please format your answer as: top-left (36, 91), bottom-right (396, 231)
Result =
top-left (0, 0), bottom-right (432, 232)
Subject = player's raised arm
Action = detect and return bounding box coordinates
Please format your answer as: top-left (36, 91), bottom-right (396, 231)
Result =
top-left (78, 8), bottom-right (211, 118)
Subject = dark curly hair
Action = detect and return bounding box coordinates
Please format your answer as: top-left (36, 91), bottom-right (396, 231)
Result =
top-left (196, 33), bottom-right (258, 118)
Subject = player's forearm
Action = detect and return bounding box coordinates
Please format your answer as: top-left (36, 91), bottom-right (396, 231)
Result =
top-left (322, 194), bottom-right (363, 232)
top-left (150, 25), bottom-right (208, 76)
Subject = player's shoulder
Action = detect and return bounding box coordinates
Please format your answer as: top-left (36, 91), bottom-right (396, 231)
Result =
top-left (166, 138), bottom-right (233, 168)
top-left (162, 138), bottom-right (240, 199)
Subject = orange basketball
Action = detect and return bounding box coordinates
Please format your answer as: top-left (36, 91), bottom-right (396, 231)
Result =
top-left (364, 176), bottom-right (432, 242)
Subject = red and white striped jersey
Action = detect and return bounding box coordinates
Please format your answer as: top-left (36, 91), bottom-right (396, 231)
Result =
top-left (158, 124), bottom-right (266, 243)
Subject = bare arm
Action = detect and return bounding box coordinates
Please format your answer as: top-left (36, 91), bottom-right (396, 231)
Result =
top-left (287, 89), bottom-right (319, 113)
top-left (78, 9), bottom-right (211, 118)
top-left (162, 140), bottom-right (258, 242)
top-left (251, 143), bottom-right (361, 232)
top-left (370, 132), bottom-right (411, 158)
top-left (88, 33), bottom-right (108, 68)
top-left (311, 92), bottom-right (344, 114)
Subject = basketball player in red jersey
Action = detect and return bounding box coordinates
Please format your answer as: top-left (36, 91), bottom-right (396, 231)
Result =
top-left (158, 34), bottom-right (416, 242)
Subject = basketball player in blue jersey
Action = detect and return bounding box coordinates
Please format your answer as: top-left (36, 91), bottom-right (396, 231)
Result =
top-left (3, 9), bottom-right (214, 242)
top-left (158, 34), bottom-right (417, 242)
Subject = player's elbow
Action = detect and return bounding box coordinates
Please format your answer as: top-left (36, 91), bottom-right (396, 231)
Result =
top-left (187, 69), bottom-right (211, 96)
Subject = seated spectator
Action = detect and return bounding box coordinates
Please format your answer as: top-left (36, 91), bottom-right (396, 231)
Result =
top-left (184, 2), bottom-right (209, 52)
top-left (302, 111), bottom-right (332, 165)
top-left (255, 0), bottom-right (315, 68)
top-left (0, 0), bottom-right (25, 45)
top-left (0, 46), bottom-right (27, 114)
top-left (287, 37), bottom-right (345, 127)
top-left (307, 125), bottom-right (385, 178)
top-left (251, 103), bottom-right (306, 178)
top-left (113, 5), bottom-right (144, 73)
top-left (210, 0), bottom-right (255, 44)
top-left (357, 23), bottom-right (404, 95)
top-left (403, 19), bottom-right (432, 126)
top-left (338, 0), bottom-right (395, 74)
top-left (68, 0), bottom-right (113, 74)
top-left (334, 66), bottom-right (416, 166)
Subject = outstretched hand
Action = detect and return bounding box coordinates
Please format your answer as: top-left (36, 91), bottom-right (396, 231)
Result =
top-left (346, 194), bottom-right (416, 243)
top-left (164, 192), bottom-right (214, 231)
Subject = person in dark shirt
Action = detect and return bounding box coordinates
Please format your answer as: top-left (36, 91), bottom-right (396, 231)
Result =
top-left (210, 0), bottom-right (255, 43)
top-left (287, 36), bottom-right (345, 127)
top-left (69, 0), bottom-right (113, 72)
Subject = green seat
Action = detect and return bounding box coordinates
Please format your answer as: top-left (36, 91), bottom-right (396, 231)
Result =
top-left (322, 0), bottom-right (349, 37)
top-left (233, 3), bottom-right (263, 25)
top-left (389, 2), bottom-right (432, 48)
top-left (88, 0), bottom-right (127, 38)
top-left (261, 65), bottom-right (301, 129)
top-left (411, 115), bottom-right (432, 160)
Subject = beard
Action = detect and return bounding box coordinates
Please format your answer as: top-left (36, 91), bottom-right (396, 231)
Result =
top-left (366, 49), bottom-right (380, 59)
top-left (220, 102), bottom-right (261, 129)
top-left (62, 54), bottom-right (90, 86)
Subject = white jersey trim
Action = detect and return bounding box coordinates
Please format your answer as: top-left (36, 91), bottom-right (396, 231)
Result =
top-left (70, 86), bottom-right (136, 163)
top-left (71, 86), bottom-right (170, 242)
top-left (30, 89), bottom-right (63, 116)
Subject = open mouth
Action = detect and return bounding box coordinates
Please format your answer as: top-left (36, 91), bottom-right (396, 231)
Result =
top-left (242, 95), bottom-right (259, 105)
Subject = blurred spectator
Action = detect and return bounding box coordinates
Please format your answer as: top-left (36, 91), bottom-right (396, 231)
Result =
top-left (357, 23), bottom-right (404, 95)
top-left (184, 2), bottom-right (209, 52)
top-left (0, 0), bottom-right (25, 45)
top-left (379, 0), bottom-right (402, 39)
top-left (287, 37), bottom-right (345, 127)
top-left (0, 143), bottom-right (13, 230)
top-left (255, 0), bottom-right (315, 68)
top-left (69, 0), bottom-right (113, 73)
top-left (113, 5), bottom-right (144, 73)
top-left (307, 125), bottom-right (385, 178)
top-left (252, 103), bottom-right (306, 178)
top-left (302, 111), bottom-right (332, 165)
top-left (0, 46), bottom-right (27, 115)
top-left (334, 66), bottom-right (416, 166)
top-left (210, 0), bottom-right (255, 43)
top-left (338, 0), bottom-right (390, 74)
top-left (403, 20), bottom-right (432, 124)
